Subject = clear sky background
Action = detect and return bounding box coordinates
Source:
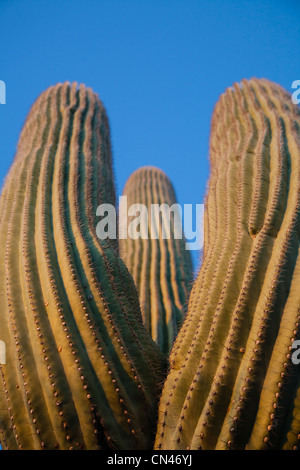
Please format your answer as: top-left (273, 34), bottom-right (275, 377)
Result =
top-left (0, 0), bottom-right (300, 269)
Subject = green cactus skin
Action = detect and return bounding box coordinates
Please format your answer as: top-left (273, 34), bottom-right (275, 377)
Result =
top-left (0, 83), bottom-right (166, 450)
top-left (119, 166), bottom-right (194, 354)
top-left (154, 78), bottom-right (300, 450)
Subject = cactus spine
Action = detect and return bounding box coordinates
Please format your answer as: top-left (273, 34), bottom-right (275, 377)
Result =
top-left (155, 78), bottom-right (300, 450)
top-left (0, 83), bottom-right (166, 450)
top-left (119, 166), bottom-right (193, 354)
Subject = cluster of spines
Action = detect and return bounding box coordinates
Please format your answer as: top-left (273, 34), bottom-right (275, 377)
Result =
top-left (119, 166), bottom-right (194, 354)
top-left (0, 83), bottom-right (166, 450)
top-left (154, 78), bottom-right (300, 450)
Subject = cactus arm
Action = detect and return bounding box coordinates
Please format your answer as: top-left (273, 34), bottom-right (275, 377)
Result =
top-left (0, 83), bottom-right (166, 450)
top-left (213, 80), bottom-right (299, 450)
top-left (120, 166), bottom-right (193, 354)
top-left (191, 80), bottom-right (293, 450)
top-left (155, 78), bottom-right (300, 450)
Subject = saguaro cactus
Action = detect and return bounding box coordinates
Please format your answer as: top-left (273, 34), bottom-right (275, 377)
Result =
top-left (0, 82), bottom-right (166, 450)
top-left (155, 78), bottom-right (300, 450)
top-left (119, 166), bottom-right (193, 354)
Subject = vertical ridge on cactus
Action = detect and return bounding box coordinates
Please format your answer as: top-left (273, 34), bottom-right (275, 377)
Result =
top-left (0, 82), bottom-right (166, 450)
top-left (154, 78), bottom-right (300, 450)
top-left (119, 166), bottom-right (194, 354)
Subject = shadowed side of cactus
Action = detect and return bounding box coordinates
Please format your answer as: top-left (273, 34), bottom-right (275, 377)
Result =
top-left (0, 83), bottom-right (166, 450)
top-left (119, 166), bottom-right (194, 354)
top-left (154, 78), bottom-right (300, 450)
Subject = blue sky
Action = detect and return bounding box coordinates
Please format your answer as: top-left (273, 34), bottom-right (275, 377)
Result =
top-left (0, 0), bottom-right (299, 268)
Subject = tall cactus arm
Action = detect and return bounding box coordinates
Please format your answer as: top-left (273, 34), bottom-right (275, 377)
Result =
top-left (119, 166), bottom-right (194, 354)
top-left (154, 78), bottom-right (300, 450)
top-left (0, 83), bottom-right (166, 450)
